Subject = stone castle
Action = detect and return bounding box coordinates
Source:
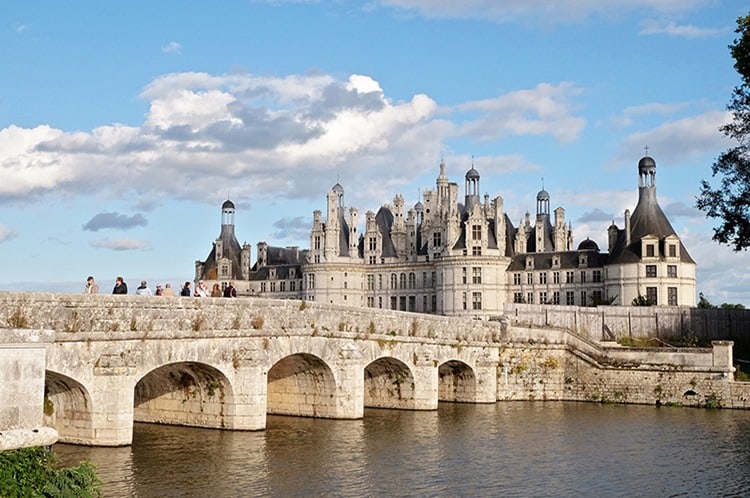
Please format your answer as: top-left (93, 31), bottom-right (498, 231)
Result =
top-left (195, 154), bottom-right (696, 315)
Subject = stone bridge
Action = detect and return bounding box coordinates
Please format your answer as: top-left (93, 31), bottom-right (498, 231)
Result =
top-left (1, 293), bottom-right (748, 447)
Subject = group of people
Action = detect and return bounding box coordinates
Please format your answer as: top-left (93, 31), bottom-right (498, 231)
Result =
top-left (84, 276), bottom-right (236, 297)
top-left (180, 280), bottom-right (236, 298)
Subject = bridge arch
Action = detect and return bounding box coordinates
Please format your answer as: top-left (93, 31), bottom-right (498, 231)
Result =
top-left (438, 360), bottom-right (477, 403)
top-left (267, 353), bottom-right (338, 418)
top-left (44, 370), bottom-right (94, 444)
top-left (134, 361), bottom-right (235, 429)
top-left (364, 357), bottom-right (416, 409)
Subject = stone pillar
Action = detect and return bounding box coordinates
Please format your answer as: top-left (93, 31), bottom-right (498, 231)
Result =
top-left (89, 369), bottom-right (136, 446)
top-left (334, 343), bottom-right (364, 419)
top-left (0, 339), bottom-right (59, 450)
top-left (712, 340), bottom-right (735, 375)
top-left (412, 346), bottom-right (438, 410)
top-left (474, 349), bottom-right (499, 403)
top-left (226, 346), bottom-right (268, 430)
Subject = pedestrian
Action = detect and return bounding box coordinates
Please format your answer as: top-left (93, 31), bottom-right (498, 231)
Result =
top-left (181, 281), bottom-right (192, 297)
top-left (162, 283), bottom-right (176, 297)
top-left (223, 281), bottom-right (237, 298)
top-left (155, 284), bottom-right (163, 296)
top-left (84, 276), bottom-right (99, 294)
top-left (211, 283), bottom-right (222, 297)
top-left (112, 277), bottom-right (128, 295)
top-left (135, 281), bottom-right (152, 296)
top-left (194, 280), bottom-right (209, 297)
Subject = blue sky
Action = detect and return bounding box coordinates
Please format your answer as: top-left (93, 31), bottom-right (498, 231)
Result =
top-left (1, 0), bottom-right (748, 304)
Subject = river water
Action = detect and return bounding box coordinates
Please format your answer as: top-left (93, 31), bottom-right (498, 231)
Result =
top-left (54, 402), bottom-right (750, 497)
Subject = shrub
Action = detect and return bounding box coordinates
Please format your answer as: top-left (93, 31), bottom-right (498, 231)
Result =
top-left (0, 447), bottom-right (101, 497)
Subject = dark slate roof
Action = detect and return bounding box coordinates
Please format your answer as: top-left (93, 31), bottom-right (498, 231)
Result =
top-left (250, 246), bottom-right (307, 273)
top-left (608, 187), bottom-right (695, 264)
top-left (506, 249), bottom-right (608, 271)
top-left (249, 264), bottom-right (302, 281)
top-left (375, 207), bottom-right (398, 258)
top-left (201, 225), bottom-right (244, 280)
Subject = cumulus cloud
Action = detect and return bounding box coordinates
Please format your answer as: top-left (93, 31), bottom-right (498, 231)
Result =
top-left (0, 71), bottom-right (586, 208)
top-left (271, 216), bottom-right (311, 242)
top-left (82, 212), bottom-right (148, 231)
top-left (639, 19), bottom-right (730, 38)
top-left (607, 110), bottom-right (732, 170)
top-left (372, 0), bottom-right (708, 24)
top-left (0, 224), bottom-right (18, 242)
top-left (89, 238), bottom-right (151, 251)
top-left (455, 83), bottom-right (585, 143)
top-left (577, 208), bottom-right (614, 224)
top-left (162, 41), bottom-right (182, 54)
top-left (606, 102), bottom-right (689, 129)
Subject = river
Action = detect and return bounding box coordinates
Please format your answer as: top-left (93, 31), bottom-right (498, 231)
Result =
top-left (54, 402), bottom-right (750, 497)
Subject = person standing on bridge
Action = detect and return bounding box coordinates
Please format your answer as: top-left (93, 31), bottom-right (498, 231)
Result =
top-left (84, 276), bottom-right (99, 294)
top-left (135, 281), bottom-right (152, 296)
top-left (112, 277), bottom-right (128, 294)
top-left (223, 281), bottom-right (237, 298)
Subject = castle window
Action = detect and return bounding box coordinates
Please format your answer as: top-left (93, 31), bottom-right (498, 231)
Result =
top-left (314, 255), bottom-right (320, 263)
top-left (472, 267), bottom-right (482, 284)
top-left (669, 244), bottom-right (677, 258)
top-left (391, 296), bottom-right (397, 310)
top-left (399, 273), bottom-right (407, 289)
top-left (280, 281), bottom-right (286, 292)
top-left (527, 273), bottom-right (533, 285)
top-left (462, 292), bottom-right (467, 310)
top-left (566, 271), bottom-right (574, 284)
top-left (391, 273), bottom-right (397, 289)
top-left (646, 244), bottom-right (655, 257)
top-left (539, 291), bottom-right (547, 304)
top-left (472, 292), bottom-right (482, 310)
top-left (409, 296), bottom-right (416, 311)
top-left (646, 286), bottom-right (658, 305)
top-left (270, 282), bottom-right (276, 292)
top-left (513, 273), bottom-right (521, 285)
top-left (592, 290), bottom-right (602, 303)
top-left (592, 270), bottom-right (602, 282)
top-left (367, 296), bottom-right (374, 308)
top-left (368, 236), bottom-right (377, 251)
top-left (580, 291), bottom-right (587, 305)
top-left (314, 236), bottom-right (321, 250)
top-left (667, 265), bottom-right (677, 278)
top-left (369, 256), bottom-right (376, 264)
top-left (513, 292), bottom-right (524, 303)
top-left (290, 281), bottom-right (296, 292)
top-left (539, 272), bottom-right (547, 285)
top-left (472, 224), bottom-right (482, 240)
top-left (290, 268), bottom-right (296, 278)
top-left (261, 282), bottom-right (266, 292)
top-left (379, 274), bottom-right (383, 289)
top-left (409, 273), bottom-right (416, 289)
top-left (527, 292), bottom-right (534, 304)
top-left (646, 265), bottom-right (657, 278)
top-left (552, 256), bottom-right (560, 268)
top-left (462, 267), bottom-right (467, 284)
top-left (472, 246), bottom-right (482, 256)
top-left (580, 271), bottom-right (587, 283)
top-left (221, 264), bottom-right (229, 277)
top-left (270, 268), bottom-right (276, 279)
top-left (565, 291), bottom-right (574, 305)
top-left (366, 274), bottom-right (374, 290)
top-left (553, 271), bottom-right (560, 284)
top-left (668, 287), bottom-right (677, 305)
top-left (433, 232), bottom-right (442, 247)
top-left (553, 291), bottom-right (560, 304)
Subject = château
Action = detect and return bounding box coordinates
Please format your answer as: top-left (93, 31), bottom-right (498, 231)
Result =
top-left (195, 154), bottom-right (696, 316)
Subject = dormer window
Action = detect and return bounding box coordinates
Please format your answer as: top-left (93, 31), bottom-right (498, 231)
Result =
top-left (579, 254), bottom-right (588, 267)
top-left (552, 256), bottom-right (560, 269)
top-left (526, 256), bottom-right (534, 270)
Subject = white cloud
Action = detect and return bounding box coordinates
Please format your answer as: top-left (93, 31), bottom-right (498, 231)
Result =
top-left (607, 110), bottom-right (732, 169)
top-left (373, 0), bottom-right (708, 23)
top-left (455, 83), bottom-right (585, 143)
top-left (639, 19), bottom-right (730, 38)
top-left (89, 238), bottom-right (151, 251)
top-left (3, 71), bottom-right (582, 207)
top-left (161, 41), bottom-right (182, 54)
top-left (0, 224), bottom-right (17, 242)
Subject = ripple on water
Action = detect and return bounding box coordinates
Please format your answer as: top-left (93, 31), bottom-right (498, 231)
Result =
top-left (54, 402), bottom-right (750, 497)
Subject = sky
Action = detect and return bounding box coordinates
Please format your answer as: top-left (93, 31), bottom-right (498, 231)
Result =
top-left (1, 0), bottom-right (749, 305)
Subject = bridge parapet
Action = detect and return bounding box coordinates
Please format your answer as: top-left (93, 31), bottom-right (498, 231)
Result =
top-left (0, 292), bottom-right (508, 345)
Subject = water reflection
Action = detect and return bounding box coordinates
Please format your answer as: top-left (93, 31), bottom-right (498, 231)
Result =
top-left (54, 402), bottom-right (750, 497)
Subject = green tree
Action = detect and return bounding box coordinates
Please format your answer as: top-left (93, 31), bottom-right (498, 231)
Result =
top-left (0, 446), bottom-right (101, 497)
top-left (697, 14), bottom-right (750, 250)
top-left (697, 292), bottom-right (715, 309)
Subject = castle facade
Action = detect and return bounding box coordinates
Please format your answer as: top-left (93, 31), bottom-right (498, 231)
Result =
top-left (195, 155), bottom-right (696, 315)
